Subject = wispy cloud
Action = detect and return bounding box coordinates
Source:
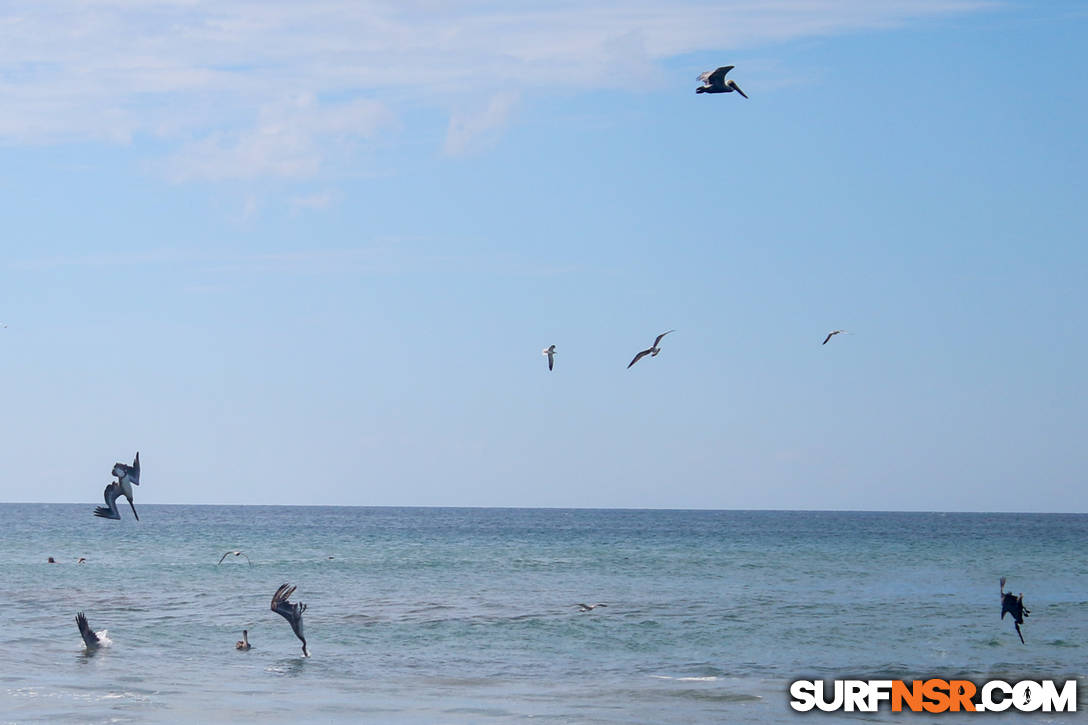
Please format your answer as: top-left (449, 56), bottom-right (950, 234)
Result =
top-left (0, 1), bottom-right (991, 175)
top-left (444, 92), bottom-right (519, 157)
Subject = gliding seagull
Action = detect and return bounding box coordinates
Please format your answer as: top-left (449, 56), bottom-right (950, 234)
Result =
top-left (218, 550), bottom-right (252, 566)
top-left (628, 330), bottom-right (675, 369)
top-left (822, 330), bottom-right (847, 345)
top-left (94, 452), bottom-right (140, 521)
top-left (1000, 577), bottom-right (1030, 644)
top-left (542, 344), bottom-right (557, 371)
top-left (271, 583), bottom-right (310, 657)
top-left (575, 603), bottom-right (607, 612)
top-left (696, 66), bottom-right (748, 98)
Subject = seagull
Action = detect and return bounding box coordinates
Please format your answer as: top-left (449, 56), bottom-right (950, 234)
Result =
top-left (218, 550), bottom-right (252, 566)
top-left (628, 330), bottom-right (675, 369)
top-left (542, 344), bottom-right (557, 371)
top-left (822, 330), bottom-right (847, 345)
top-left (696, 66), bottom-right (748, 98)
top-left (94, 452), bottom-right (140, 521)
top-left (271, 583), bottom-right (309, 657)
top-left (75, 612), bottom-right (110, 650)
top-left (1000, 577), bottom-right (1030, 644)
top-left (575, 603), bottom-right (607, 612)
top-left (235, 630), bottom-right (252, 651)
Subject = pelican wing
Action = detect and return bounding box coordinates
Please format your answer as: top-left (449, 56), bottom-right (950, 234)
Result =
top-left (76, 612), bottom-right (100, 648)
top-left (653, 330), bottom-right (675, 348)
top-left (627, 348), bottom-right (652, 369)
top-left (822, 333), bottom-right (833, 345)
top-left (271, 583), bottom-right (308, 651)
top-left (699, 65), bottom-right (733, 85)
top-left (93, 482), bottom-right (122, 519)
top-left (728, 80), bottom-right (748, 99)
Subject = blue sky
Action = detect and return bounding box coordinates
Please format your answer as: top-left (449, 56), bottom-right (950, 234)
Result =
top-left (1, 1), bottom-right (1085, 510)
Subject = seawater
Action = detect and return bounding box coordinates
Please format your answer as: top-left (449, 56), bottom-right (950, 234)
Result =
top-left (2, 506), bottom-right (1085, 723)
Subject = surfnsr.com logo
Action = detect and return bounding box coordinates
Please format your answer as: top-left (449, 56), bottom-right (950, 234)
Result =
top-left (789, 679), bottom-right (1077, 713)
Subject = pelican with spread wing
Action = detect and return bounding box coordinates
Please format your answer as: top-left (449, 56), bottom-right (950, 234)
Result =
top-left (271, 583), bottom-right (310, 657)
top-left (94, 452), bottom-right (140, 521)
top-left (696, 66), bottom-right (748, 98)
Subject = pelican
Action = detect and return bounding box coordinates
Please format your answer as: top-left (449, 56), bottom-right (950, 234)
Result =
top-left (235, 630), bottom-right (252, 651)
top-left (271, 583), bottom-right (309, 657)
top-left (696, 66), bottom-right (748, 98)
top-left (628, 330), bottom-right (674, 369)
top-left (542, 344), bottom-right (557, 371)
top-left (75, 612), bottom-right (110, 650)
top-left (94, 452), bottom-right (140, 521)
top-left (1000, 577), bottom-right (1030, 644)
top-left (218, 550), bottom-right (252, 566)
top-left (575, 603), bottom-right (607, 612)
top-left (822, 330), bottom-right (847, 345)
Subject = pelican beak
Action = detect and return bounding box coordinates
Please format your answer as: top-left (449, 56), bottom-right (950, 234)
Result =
top-left (128, 497), bottom-right (139, 521)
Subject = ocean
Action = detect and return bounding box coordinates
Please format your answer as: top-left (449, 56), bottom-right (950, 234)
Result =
top-left (2, 506), bottom-right (1085, 723)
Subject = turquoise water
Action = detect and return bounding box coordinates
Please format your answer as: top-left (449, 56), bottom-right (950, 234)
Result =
top-left (2, 506), bottom-right (1086, 723)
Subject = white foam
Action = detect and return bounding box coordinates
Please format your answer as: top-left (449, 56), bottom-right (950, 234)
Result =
top-left (650, 675), bottom-right (719, 682)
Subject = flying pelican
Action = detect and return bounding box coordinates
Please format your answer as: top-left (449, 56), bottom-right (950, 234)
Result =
top-left (822, 330), bottom-right (847, 345)
top-left (271, 583), bottom-right (309, 657)
top-left (94, 452), bottom-right (140, 521)
top-left (575, 603), bottom-right (607, 612)
top-left (696, 66), bottom-right (748, 98)
top-left (542, 344), bottom-right (557, 371)
top-left (1000, 577), bottom-right (1030, 644)
top-left (628, 330), bottom-right (675, 369)
top-left (218, 550), bottom-right (252, 566)
top-left (75, 612), bottom-right (110, 650)
top-left (235, 630), bottom-right (252, 651)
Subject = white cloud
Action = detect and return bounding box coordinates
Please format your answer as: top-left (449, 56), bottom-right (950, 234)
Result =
top-left (0, 1), bottom-right (990, 174)
top-left (444, 92), bottom-right (519, 157)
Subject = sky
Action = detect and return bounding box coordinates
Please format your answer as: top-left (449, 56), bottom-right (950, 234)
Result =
top-left (1, 1), bottom-right (1085, 511)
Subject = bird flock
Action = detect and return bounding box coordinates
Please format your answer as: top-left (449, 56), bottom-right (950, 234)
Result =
top-left (32, 63), bottom-right (1031, 661)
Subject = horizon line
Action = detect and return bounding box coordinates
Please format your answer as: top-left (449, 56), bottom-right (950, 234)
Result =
top-left (3, 502), bottom-right (1084, 515)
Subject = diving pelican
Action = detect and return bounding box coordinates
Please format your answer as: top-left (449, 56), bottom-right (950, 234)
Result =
top-left (696, 66), bottom-right (748, 98)
top-left (1000, 577), bottom-right (1030, 644)
top-left (822, 330), bottom-right (847, 345)
top-left (218, 550), bottom-right (252, 566)
top-left (271, 583), bottom-right (309, 657)
top-left (575, 603), bottom-right (607, 612)
top-left (628, 330), bottom-right (675, 369)
top-left (542, 344), bottom-right (557, 371)
top-left (235, 630), bottom-right (252, 650)
top-left (94, 452), bottom-right (140, 521)
top-left (75, 612), bottom-right (110, 650)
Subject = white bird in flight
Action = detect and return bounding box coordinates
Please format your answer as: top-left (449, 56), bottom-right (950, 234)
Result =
top-left (542, 344), bottom-right (557, 371)
top-left (218, 550), bottom-right (252, 566)
top-left (696, 66), bottom-right (748, 98)
top-left (576, 603), bottom-right (608, 612)
top-left (822, 330), bottom-right (847, 345)
top-left (628, 330), bottom-right (675, 369)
